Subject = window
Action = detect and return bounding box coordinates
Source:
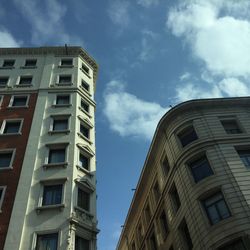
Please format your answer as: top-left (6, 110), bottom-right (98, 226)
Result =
top-left (2, 60), bottom-right (15, 68)
top-left (170, 184), bottom-right (181, 213)
top-left (79, 152), bottom-right (89, 170)
top-left (81, 63), bottom-right (89, 75)
top-left (0, 77), bottom-right (9, 87)
top-left (77, 188), bottom-right (90, 211)
top-left (153, 182), bottom-right (161, 204)
top-left (218, 239), bottom-right (246, 250)
top-left (159, 210), bottom-right (169, 239)
top-left (80, 99), bottom-right (89, 113)
top-left (58, 75), bottom-right (72, 85)
top-left (161, 155), bottom-right (170, 176)
top-left (238, 149), bottom-right (250, 168)
top-left (60, 58), bottom-right (73, 66)
top-left (144, 204), bottom-right (152, 223)
top-left (19, 76), bottom-right (32, 85)
top-left (202, 192), bottom-right (231, 225)
top-left (55, 95), bottom-right (70, 106)
top-left (137, 223), bottom-right (144, 243)
top-left (0, 186), bottom-right (6, 211)
top-left (25, 59), bottom-right (37, 67)
top-left (178, 126), bottom-right (198, 147)
top-left (75, 236), bottom-right (90, 250)
top-left (36, 233), bottom-right (58, 250)
top-left (81, 80), bottom-right (89, 92)
top-left (179, 220), bottom-right (193, 250)
top-left (169, 245), bottom-right (174, 250)
top-left (42, 184), bottom-right (63, 206)
top-left (51, 117), bottom-right (69, 132)
top-left (149, 232), bottom-right (158, 250)
top-left (10, 95), bottom-right (28, 107)
top-left (221, 120), bottom-right (242, 134)
top-left (188, 156), bottom-right (213, 183)
top-left (80, 122), bottom-right (89, 138)
top-left (0, 150), bottom-right (14, 169)
top-left (48, 148), bottom-right (66, 164)
top-left (131, 242), bottom-right (136, 250)
top-left (1, 120), bottom-right (22, 134)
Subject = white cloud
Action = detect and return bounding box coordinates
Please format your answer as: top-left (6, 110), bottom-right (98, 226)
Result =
top-left (14, 0), bottom-right (82, 45)
top-left (136, 0), bottom-right (159, 8)
top-left (167, 0), bottom-right (250, 78)
top-left (0, 29), bottom-right (21, 47)
top-left (179, 72), bottom-right (191, 81)
top-left (103, 80), bottom-right (167, 140)
top-left (108, 0), bottom-right (130, 28)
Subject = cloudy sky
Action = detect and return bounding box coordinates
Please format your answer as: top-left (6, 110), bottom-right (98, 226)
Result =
top-left (1, 0), bottom-right (250, 249)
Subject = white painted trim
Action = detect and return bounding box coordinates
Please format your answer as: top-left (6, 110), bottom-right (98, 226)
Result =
top-left (0, 186), bottom-right (7, 212)
top-left (0, 118), bottom-right (24, 135)
top-left (0, 148), bottom-right (16, 170)
top-left (8, 94), bottom-right (30, 107)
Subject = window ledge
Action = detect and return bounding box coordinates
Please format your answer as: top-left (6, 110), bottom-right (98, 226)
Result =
top-left (36, 204), bottom-right (65, 213)
top-left (0, 132), bottom-right (22, 136)
top-left (78, 106), bottom-right (92, 118)
top-left (14, 84), bottom-right (33, 88)
top-left (20, 66), bottom-right (37, 69)
top-left (0, 66), bottom-right (15, 70)
top-left (76, 165), bottom-right (93, 177)
top-left (55, 82), bottom-right (73, 86)
top-left (0, 166), bottom-right (13, 171)
top-left (52, 104), bottom-right (72, 108)
top-left (77, 132), bottom-right (92, 144)
top-left (43, 162), bottom-right (68, 169)
top-left (58, 65), bottom-right (74, 68)
top-left (7, 106), bottom-right (29, 109)
top-left (48, 130), bottom-right (70, 135)
top-left (80, 85), bottom-right (92, 97)
top-left (74, 206), bottom-right (94, 218)
top-left (80, 68), bottom-right (91, 79)
top-left (0, 85), bottom-right (7, 88)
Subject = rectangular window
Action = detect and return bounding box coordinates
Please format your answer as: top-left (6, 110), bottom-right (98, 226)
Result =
top-left (80, 123), bottom-right (89, 138)
top-left (2, 60), bottom-right (15, 68)
top-left (36, 233), bottom-right (58, 250)
top-left (52, 117), bottom-right (69, 132)
top-left (221, 120), bottom-right (242, 134)
top-left (160, 210), bottom-right (169, 239)
top-left (0, 77), bottom-right (9, 87)
top-left (218, 239), bottom-right (246, 250)
top-left (61, 58), bottom-right (73, 66)
top-left (0, 150), bottom-right (14, 169)
top-left (56, 95), bottom-right (70, 106)
top-left (25, 59), bottom-right (37, 67)
top-left (10, 95), bottom-right (29, 107)
top-left (137, 223), bottom-right (144, 243)
top-left (144, 204), bottom-right (152, 223)
top-left (58, 75), bottom-right (72, 84)
top-left (170, 184), bottom-right (181, 213)
top-left (81, 80), bottom-right (89, 92)
top-left (179, 220), bottom-right (193, 250)
top-left (0, 186), bottom-right (6, 211)
top-left (79, 152), bottom-right (89, 170)
top-left (1, 120), bottom-right (22, 134)
top-left (19, 76), bottom-right (32, 85)
top-left (153, 182), bottom-right (161, 204)
top-left (161, 156), bottom-right (170, 176)
top-left (178, 126), bottom-right (198, 147)
top-left (149, 232), bottom-right (157, 250)
top-left (80, 99), bottom-right (89, 113)
top-left (188, 156), bottom-right (213, 183)
top-left (48, 148), bottom-right (66, 164)
top-left (77, 188), bottom-right (90, 211)
top-left (42, 184), bottom-right (63, 206)
top-left (81, 63), bottom-right (89, 74)
top-left (131, 242), bottom-right (136, 250)
top-left (237, 149), bottom-right (250, 168)
top-left (202, 192), bottom-right (231, 225)
top-left (75, 236), bottom-right (89, 250)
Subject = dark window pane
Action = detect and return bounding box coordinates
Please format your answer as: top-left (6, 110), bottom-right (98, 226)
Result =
top-left (0, 152), bottom-right (12, 168)
top-left (170, 184), bottom-right (181, 212)
top-left (61, 59), bottom-right (73, 66)
top-left (36, 233), bottom-right (58, 250)
top-left (221, 120), bottom-right (242, 134)
top-left (79, 153), bottom-right (89, 170)
top-left (19, 76), bottom-right (32, 85)
top-left (12, 96), bottom-right (27, 106)
top-left (178, 126), bottom-right (198, 147)
top-left (56, 95), bottom-right (70, 105)
top-left (162, 156), bottom-right (170, 176)
top-left (81, 80), bottom-right (89, 91)
top-left (42, 185), bottom-right (62, 205)
top-left (59, 75), bottom-right (71, 84)
top-left (53, 119), bottom-right (68, 131)
top-left (77, 189), bottom-right (90, 211)
top-left (153, 182), bottom-right (160, 203)
top-left (149, 233), bottom-right (157, 250)
top-left (4, 121), bottom-right (21, 133)
top-left (238, 150), bottom-right (250, 168)
top-left (160, 210), bottom-right (169, 238)
top-left (75, 236), bottom-right (89, 250)
top-left (25, 59), bottom-right (37, 67)
top-left (189, 156), bottom-right (213, 182)
top-left (3, 60), bottom-right (15, 67)
top-left (219, 239), bottom-right (246, 250)
top-left (81, 100), bottom-right (89, 112)
top-left (0, 77), bottom-right (8, 86)
top-left (81, 64), bottom-right (89, 74)
top-left (48, 148), bottom-right (65, 163)
top-left (180, 220), bottom-right (193, 250)
top-left (80, 124), bottom-right (89, 138)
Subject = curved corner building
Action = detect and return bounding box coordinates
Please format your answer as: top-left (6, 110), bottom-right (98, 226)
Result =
top-left (117, 97), bottom-right (250, 250)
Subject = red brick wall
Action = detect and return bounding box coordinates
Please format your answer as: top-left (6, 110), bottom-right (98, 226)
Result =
top-left (0, 92), bottom-right (37, 249)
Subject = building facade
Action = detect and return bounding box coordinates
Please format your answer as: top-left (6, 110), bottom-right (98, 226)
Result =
top-left (117, 97), bottom-right (250, 250)
top-left (0, 47), bottom-right (98, 250)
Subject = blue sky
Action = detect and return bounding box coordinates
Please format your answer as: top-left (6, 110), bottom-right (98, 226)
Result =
top-left (1, 0), bottom-right (250, 249)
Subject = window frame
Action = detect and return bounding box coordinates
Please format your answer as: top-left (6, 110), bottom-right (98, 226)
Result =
top-left (54, 94), bottom-right (71, 107)
top-left (0, 95), bottom-right (3, 106)
top-left (179, 219), bottom-right (193, 250)
top-left (177, 125), bottom-right (198, 147)
top-left (237, 149), bottom-right (250, 169)
top-left (169, 183), bottom-right (181, 214)
top-left (220, 119), bottom-right (242, 134)
top-left (78, 117), bottom-right (93, 142)
top-left (0, 149), bottom-right (16, 170)
top-left (57, 75), bottom-right (72, 86)
top-left (49, 115), bottom-right (70, 134)
top-left (24, 59), bottom-right (37, 68)
top-left (81, 63), bottom-right (90, 77)
top-left (34, 231), bottom-right (60, 250)
top-left (75, 235), bottom-right (90, 250)
top-left (159, 209), bottom-right (169, 240)
top-left (79, 98), bottom-right (91, 116)
top-left (0, 186), bottom-right (7, 212)
top-left (161, 154), bottom-right (170, 177)
top-left (9, 95), bottom-right (29, 108)
top-left (17, 75), bottom-right (33, 86)
top-left (0, 76), bottom-right (9, 87)
top-left (60, 58), bottom-right (73, 67)
top-left (0, 119), bottom-right (23, 135)
top-left (1, 59), bottom-right (15, 68)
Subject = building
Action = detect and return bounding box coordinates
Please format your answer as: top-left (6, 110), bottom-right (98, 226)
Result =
top-left (117, 97), bottom-right (250, 250)
top-left (0, 46), bottom-right (98, 250)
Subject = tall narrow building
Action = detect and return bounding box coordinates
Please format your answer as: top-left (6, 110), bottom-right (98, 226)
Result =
top-left (0, 46), bottom-right (98, 250)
